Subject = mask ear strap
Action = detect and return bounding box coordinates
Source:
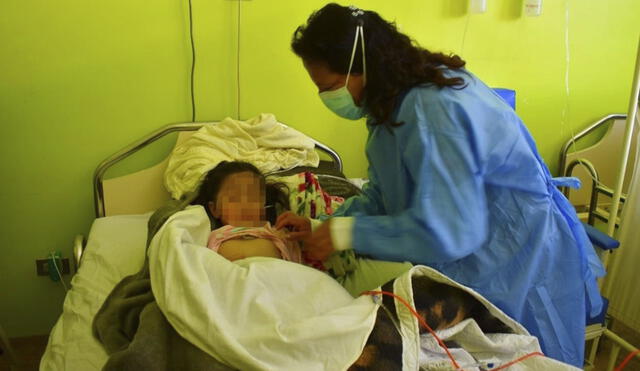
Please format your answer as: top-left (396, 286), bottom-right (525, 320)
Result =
top-left (359, 25), bottom-right (366, 87)
top-left (345, 25), bottom-right (361, 86)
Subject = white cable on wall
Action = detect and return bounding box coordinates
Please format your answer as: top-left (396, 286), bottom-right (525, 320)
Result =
top-left (562, 0), bottom-right (570, 130)
top-left (187, 0), bottom-right (196, 122)
top-left (459, 12), bottom-right (471, 56)
top-left (562, 0), bottom-right (577, 163)
top-left (237, 0), bottom-right (241, 120)
top-left (50, 252), bottom-right (69, 292)
top-left (561, 0), bottom-right (604, 187)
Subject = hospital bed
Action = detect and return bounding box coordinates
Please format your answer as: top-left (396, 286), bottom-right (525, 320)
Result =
top-left (40, 118), bottom-right (575, 371)
top-left (41, 120), bottom-right (370, 370)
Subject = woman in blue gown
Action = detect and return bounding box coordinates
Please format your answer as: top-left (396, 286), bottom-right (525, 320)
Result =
top-left (287, 3), bottom-right (604, 367)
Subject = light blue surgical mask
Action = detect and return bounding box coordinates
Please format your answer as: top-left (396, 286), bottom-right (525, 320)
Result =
top-left (319, 24), bottom-right (367, 120)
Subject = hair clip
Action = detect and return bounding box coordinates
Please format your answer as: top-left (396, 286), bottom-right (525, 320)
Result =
top-left (348, 5), bottom-right (364, 17)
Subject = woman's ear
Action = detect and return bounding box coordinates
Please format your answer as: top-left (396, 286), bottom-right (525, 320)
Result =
top-left (208, 201), bottom-right (221, 219)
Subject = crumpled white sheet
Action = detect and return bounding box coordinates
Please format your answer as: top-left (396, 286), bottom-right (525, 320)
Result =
top-left (418, 319), bottom-right (580, 371)
top-left (394, 266), bottom-right (581, 371)
top-left (148, 206), bottom-right (378, 371)
top-left (164, 113), bottom-right (320, 199)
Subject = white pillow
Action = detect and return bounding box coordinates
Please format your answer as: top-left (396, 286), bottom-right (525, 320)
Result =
top-left (41, 213), bottom-right (151, 371)
top-left (79, 212), bottom-right (152, 290)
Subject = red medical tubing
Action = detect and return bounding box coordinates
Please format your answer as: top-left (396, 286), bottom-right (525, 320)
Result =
top-left (362, 290), bottom-right (461, 369)
top-left (614, 349), bottom-right (640, 371)
top-left (491, 351), bottom-right (544, 370)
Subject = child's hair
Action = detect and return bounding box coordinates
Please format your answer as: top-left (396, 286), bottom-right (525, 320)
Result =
top-left (192, 161), bottom-right (290, 228)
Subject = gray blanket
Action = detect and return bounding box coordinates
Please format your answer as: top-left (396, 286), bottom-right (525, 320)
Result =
top-left (92, 193), bottom-right (235, 371)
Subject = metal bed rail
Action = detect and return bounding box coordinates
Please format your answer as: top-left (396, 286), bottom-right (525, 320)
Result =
top-left (93, 122), bottom-right (343, 218)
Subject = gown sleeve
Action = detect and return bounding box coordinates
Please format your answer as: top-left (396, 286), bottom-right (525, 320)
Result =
top-left (351, 114), bottom-right (490, 264)
top-left (331, 165), bottom-right (386, 217)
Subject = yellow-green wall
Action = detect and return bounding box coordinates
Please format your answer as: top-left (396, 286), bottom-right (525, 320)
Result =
top-left (0, 0), bottom-right (238, 337)
top-left (240, 0), bottom-right (639, 177)
top-left (0, 0), bottom-right (638, 337)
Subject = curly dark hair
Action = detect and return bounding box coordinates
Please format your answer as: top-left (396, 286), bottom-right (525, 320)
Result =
top-left (291, 3), bottom-right (467, 127)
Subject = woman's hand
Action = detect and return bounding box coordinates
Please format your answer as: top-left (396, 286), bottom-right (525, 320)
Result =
top-left (276, 212), bottom-right (335, 261)
top-left (275, 211), bottom-right (312, 240)
top-left (303, 220), bottom-right (335, 262)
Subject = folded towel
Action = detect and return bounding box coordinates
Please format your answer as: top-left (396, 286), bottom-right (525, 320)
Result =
top-left (164, 113), bottom-right (320, 199)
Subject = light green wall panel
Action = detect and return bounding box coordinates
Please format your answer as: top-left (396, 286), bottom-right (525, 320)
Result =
top-left (238, 0), bottom-right (371, 178)
top-left (0, 0), bottom-right (236, 337)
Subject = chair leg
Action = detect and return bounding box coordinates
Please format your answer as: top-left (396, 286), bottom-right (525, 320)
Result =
top-left (588, 335), bottom-right (601, 365)
top-left (607, 344), bottom-right (621, 371)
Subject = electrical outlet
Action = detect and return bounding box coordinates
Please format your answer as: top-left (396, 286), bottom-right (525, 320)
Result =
top-left (35, 258), bottom-right (70, 276)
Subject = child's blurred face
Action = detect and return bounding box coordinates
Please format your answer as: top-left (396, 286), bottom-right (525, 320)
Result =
top-left (209, 171), bottom-right (266, 227)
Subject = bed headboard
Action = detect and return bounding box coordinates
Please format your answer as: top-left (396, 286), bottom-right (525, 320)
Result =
top-left (93, 122), bottom-right (343, 218)
top-left (559, 114), bottom-right (638, 209)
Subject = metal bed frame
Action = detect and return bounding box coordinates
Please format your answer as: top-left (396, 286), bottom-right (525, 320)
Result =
top-left (563, 159), bottom-right (627, 228)
top-left (92, 122), bottom-right (343, 219)
top-left (559, 113), bottom-right (639, 371)
top-left (559, 113), bottom-right (634, 225)
top-left (76, 121), bottom-right (344, 269)
top-left (558, 113), bottom-right (627, 175)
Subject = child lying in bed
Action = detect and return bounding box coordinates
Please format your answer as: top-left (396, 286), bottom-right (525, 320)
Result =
top-left (194, 162), bottom-right (514, 368)
top-left (193, 161), bottom-right (302, 263)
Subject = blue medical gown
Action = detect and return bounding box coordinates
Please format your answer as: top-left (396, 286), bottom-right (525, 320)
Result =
top-left (332, 70), bottom-right (605, 367)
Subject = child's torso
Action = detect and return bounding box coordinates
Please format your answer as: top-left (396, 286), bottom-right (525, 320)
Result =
top-left (208, 224), bottom-right (302, 263)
